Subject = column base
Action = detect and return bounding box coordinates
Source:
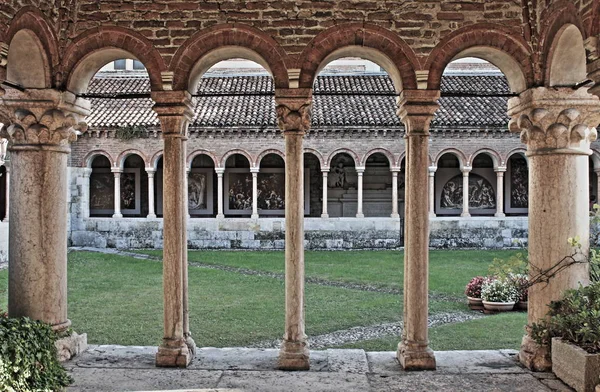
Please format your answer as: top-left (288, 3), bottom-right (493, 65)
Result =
top-left (55, 331), bottom-right (88, 362)
top-left (156, 338), bottom-right (193, 368)
top-left (397, 340), bottom-right (436, 370)
top-left (216, 214), bottom-right (225, 219)
top-left (147, 214), bottom-right (157, 219)
top-left (321, 213), bottom-right (329, 219)
top-left (519, 334), bottom-right (551, 372)
top-left (278, 339), bottom-right (310, 370)
top-left (185, 334), bottom-right (197, 357)
top-left (494, 212), bottom-right (506, 217)
top-left (113, 213), bottom-right (123, 218)
top-left (251, 214), bottom-right (259, 219)
top-left (356, 213), bottom-right (365, 218)
top-left (391, 213), bottom-right (400, 218)
top-left (460, 212), bottom-right (470, 217)
top-left (428, 213), bottom-right (436, 218)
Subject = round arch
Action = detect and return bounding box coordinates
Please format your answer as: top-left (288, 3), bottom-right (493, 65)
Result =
top-left (434, 149), bottom-right (467, 169)
top-left (171, 24), bottom-right (288, 92)
top-left (187, 150), bottom-right (218, 168)
top-left (425, 24), bottom-right (534, 93)
top-left (469, 149), bottom-right (503, 169)
top-left (256, 149), bottom-right (285, 168)
top-left (62, 27), bottom-right (166, 94)
top-left (591, 150), bottom-right (600, 170)
top-left (116, 149), bottom-right (148, 170)
top-left (303, 148), bottom-right (325, 168)
top-left (221, 149), bottom-right (254, 168)
top-left (299, 23), bottom-right (418, 92)
top-left (543, 22), bottom-right (587, 86)
top-left (505, 148), bottom-right (528, 163)
top-left (150, 151), bottom-right (163, 170)
top-left (361, 148), bottom-right (395, 167)
top-left (327, 149), bottom-right (360, 168)
top-left (84, 150), bottom-right (114, 168)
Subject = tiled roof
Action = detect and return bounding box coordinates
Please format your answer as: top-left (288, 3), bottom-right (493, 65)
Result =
top-left (84, 73), bottom-right (510, 130)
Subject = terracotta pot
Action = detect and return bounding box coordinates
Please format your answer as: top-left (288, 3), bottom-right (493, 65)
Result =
top-left (467, 296), bottom-right (483, 306)
top-left (552, 338), bottom-right (600, 392)
top-left (516, 300), bottom-right (528, 311)
top-left (482, 301), bottom-right (515, 312)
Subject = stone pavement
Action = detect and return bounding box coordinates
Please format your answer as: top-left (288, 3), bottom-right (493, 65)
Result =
top-left (65, 346), bottom-right (572, 392)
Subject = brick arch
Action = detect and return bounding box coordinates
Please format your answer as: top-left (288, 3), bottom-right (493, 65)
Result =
top-left (361, 148), bottom-right (395, 167)
top-left (187, 149), bottom-right (218, 168)
top-left (62, 26), bottom-right (166, 94)
top-left (221, 149), bottom-right (253, 168)
top-left (150, 150), bottom-right (163, 170)
top-left (303, 148), bottom-right (325, 168)
top-left (327, 148), bottom-right (360, 168)
top-left (434, 149), bottom-right (467, 169)
top-left (83, 150), bottom-right (114, 168)
top-left (425, 24), bottom-right (534, 93)
top-left (256, 149), bottom-right (285, 168)
top-left (116, 149), bottom-right (148, 169)
top-left (298, 23), bottom-right (419, 91)
top-left (6, 7), bottom-right (59, 88)
top-left (505, 148), bottom-right (527, 163)
top-left (468, 149), bottom-right (503, 169)
top-left (591, 0), bottom-right (600, 37)
top-left (171, 24), bottom-right (289, 92)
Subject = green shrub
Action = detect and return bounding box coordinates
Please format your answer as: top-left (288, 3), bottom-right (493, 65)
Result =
top-left (529, 282), bottom-right (600, 354)
top-left (0, 312), bottom-right (72, 391)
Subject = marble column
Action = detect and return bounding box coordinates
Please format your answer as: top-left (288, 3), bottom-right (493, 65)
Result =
top-left (321, 168), bottom-right (329, 218)
top-left (185, 168), bottom-right (191, 219)
top-left (460, 166), bottom-right (471, 217)
top-left (1, 89), bottom-right (90, 360)
top-left (82, 167), bottom-right (92, 219)
top-left (356, 167), bottom-right (365, 218)
top-left (275, 90), bottom-right (312, 370)
top-left (494, 167), bottom-right (506, 217)
top-left (428, 166), bottom-right (436, 218)
top-left (4, 166), bottom-right (9, 221)
top-left (251, 167), bottom-right (259, 219)
top-left (152, 91), bottom-right (195, 367)
top-left (391, 168), bottom-right (400, 218)
top-left (508, 87), bottom-right (600, 371)
top-left (216, 168), bottom-right (225, 219)
top-left (396, 89), bottom-right (440, 370)
top-left (146, 168), bottom-right (157, 218)
top-left (112, 168), bottom-right (123, 218)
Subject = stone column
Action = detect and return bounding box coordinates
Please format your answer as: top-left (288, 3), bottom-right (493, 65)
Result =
top-left (595, 168), bottom-right (600, 204)
top-left (275, 89), bottom-right (312, 370)
top-left (494, 167), bottom-right (506, 217)
top-left (216, 168), bottom-right (225, 219)
top-left (152, 91), bottom-right (195, 367)
top-left (508, 87), bottom-right (600, 371)
top-left (146, 168), bottom-right (157, 218)
top-left (185, 168), bottom-right (191, 219)
top-left (112, 168), bottom-right (123, 218)
top-left (391, 168), bottom-right (400, 218)
top-left (321, 168), bottom-right (329, 218)
top-left (396, 89), bottom-right (440, 370)
top-left (82, 167), bottom-right (92, 219)
top-left (356, 167), bottom-right (365, 218)
top-left (428, 166), bottom-right (436, 218)
top-left (4, 166), bottom-right (9, 222)
top-left (460, 166), bottom-right (471, 217)
top-left (1, 89), bottom-right (90, 360)
top-left (251, 167), bottom-right (259, 219)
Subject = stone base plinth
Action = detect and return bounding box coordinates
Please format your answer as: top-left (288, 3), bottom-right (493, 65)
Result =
top-left (519, 335), bottom-right (551, 372)
top-left (186, 335), bottom-right (197, 357)
top-left (278, 340), bottom-right (310, 370)
top-left (56, 331), bottom-right (88, 362)
top-left (156, 339), bottom-right (192, 368)
top-left (397, 342), bottom-right (436, 370)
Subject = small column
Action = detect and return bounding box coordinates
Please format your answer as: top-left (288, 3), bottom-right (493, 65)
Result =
top-left (356, 166), bottom-right (365, 218)
top-left (391, 167), bottom-right (400, 218)
top-left (185, 168), bottom-right (191, 219)
top-left (508, 87), bottom-right (600, 371)
top-left (595, 168), bottom-right (600, 207)
top-left (82, 168), bottom-right (92, 219)
top-left (396, 89), bottom-right (440, 370)
top-left (146, 168), bottom-right (157, 218)
top-left (152, 91), bottom-right (195, 367)
top-left (275, 89), bottom-right (312, 370)
top-left (3, 166), bottom-right (9, 222)
top-left (251, 167), bottom-right (259, 219)
top-left (112, 168), bottom-right (123, 218)
top-left (216, 168), bottom-right (225, 219)
top-left (428, 166), bottom-right (437, 218)
top-left (321, 168), bottom-right (329, 218)
top-left (460, 166), bottom-right (471, 217)
top-left (494, 167), bottom-right (506, 217)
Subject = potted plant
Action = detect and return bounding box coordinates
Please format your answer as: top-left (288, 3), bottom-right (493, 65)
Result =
top-left (481, 277), bottom-right (519, 311)
top-left (465, 276), bottom-right (485, 309)
top-left (512, 273), bottom-right (529, 310)
top-left (529, 282), bottom-right (600, 392)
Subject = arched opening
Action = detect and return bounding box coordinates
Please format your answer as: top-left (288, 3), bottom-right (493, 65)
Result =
top-left (468, 153), bottom-right (498, 216)
top-left (547, 24), bottom-right (587, 87)
top-left (224, 153), bottom-right (252, 217)
top-left (436, 152), bottom-right (463, 216)
top-left (363, 152), bottom-right (393, 217)
top-left (257, 153), bottom-right (287, 216)
top-left (505, 152), bottom-right (529, 216)
top-left (121, 154), bottom-right (146, 218)
top-left (189, 154), bottom-right (215, 217)
top-left (327, 152), bottom-right (358, 217)
top-left (6, 29), bottom-right (49, 88)
top-left (89, 155), bottom-right (114, 217)
top-left (590, 155), bottom-right (599, 210)
top-left (304, 152), bottom-right (322, 218)
top-left (155, 156), bottom-right (164, 217)
top-left (0, 165), bottom-right (7, 222)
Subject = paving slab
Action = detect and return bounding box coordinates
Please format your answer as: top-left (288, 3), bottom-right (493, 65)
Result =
top-left (326, 348), bottom-right (369, 373)
top-left (66, 345), bottom-right (158, 369)
top-left (190, 348), bottom-right (328, 371)
top-left (435, 350), bottom-right (527, 374)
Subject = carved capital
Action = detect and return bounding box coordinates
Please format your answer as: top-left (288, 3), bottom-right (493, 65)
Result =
top-left (396, 89), bottom-right (440, 135)
top-left (275, 89), bottom-right (312, 133)
top-left (151, 91), bottom-right (194, 138)
top-left (508, 88), bottom-right (600, 156)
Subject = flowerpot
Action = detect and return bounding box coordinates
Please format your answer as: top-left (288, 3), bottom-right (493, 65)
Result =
top-left (482, 301), bottom-right (515, 312)
top-left (516, 300), bottom-right (528, 311)
top-left (467, 296), bottom-right (484, 310)
top-left (552, 338), bottom-right (600, 392)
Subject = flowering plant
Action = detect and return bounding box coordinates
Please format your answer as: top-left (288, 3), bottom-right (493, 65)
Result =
top-left (510, 273), bottom-right (529, 302)
top-left (481, 277), bottom-right (519, 303)
top-left (464, 276), bottom-right (485, 298)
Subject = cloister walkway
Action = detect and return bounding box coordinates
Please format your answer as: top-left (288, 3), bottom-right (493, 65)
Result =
top-left (65, 346), bottom-right (569, 392)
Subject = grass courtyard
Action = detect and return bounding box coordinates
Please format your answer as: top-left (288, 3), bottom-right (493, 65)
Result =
top-left (0, 249), bottom-right (527, 350)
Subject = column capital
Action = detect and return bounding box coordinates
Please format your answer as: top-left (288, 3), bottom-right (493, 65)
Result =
top-left (428, 165), bottom-right (437, 173)
top-left (146, 167), bottom-right (156, 175)
top-left (82, 167), bottom-right (92, 177)
top-left (250, 167), bottom-right (260, 174)
top-left (390, 167), bottom-right (401, 173)
top-left (151, 91), bottom-right (194, 138)
top-left (508, 87), bottom-right (600, 156)
top-left (321, 167), bottom-right (330, 173)
top-left (461, 166), bottom-right (472, 174)
top-left (274, 89), bottom-right (312, 133)
top-left (111, 167), bottom-right (123, 174)
top-left (0, 89), bottom-right (89, 149)
top-left (396, 89), bottom-right (440, 136)
top-left (495, 166), bottom-right (507, 173)
top-left (355, 166), bottom-right (365, 174)
top-left (215, 167), bottom-right (225, 175)
top-left (594, 167), bottom-right (600, 175)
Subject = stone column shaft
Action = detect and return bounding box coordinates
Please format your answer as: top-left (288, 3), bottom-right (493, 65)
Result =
top-left (460, 167), bottom-right (471, 217)
top-left (216, 168), bottom-right (225, 219)
top-left (391, 168), bottom-right (400, 218)
top-left (396, 89), bottom-right (439, 371)
top-left (356, 167), bottom-right (365, 218)
top-left (251, 167), bottom-right (259, 219)
top-left (595, 169), bottom-right (600, 204)
top-left (81, 168), bottom-right (92, 219)
top-left (428, 166), bottom-right (436, 218)
top-left (276, 90), bottom-right (312, 371)
top-left (112, 168), bottom-right (123, 218)
top-left (4, 167), bottom-right (9, 222)
top-left (147, 168), bottom-right (157, 218)
top-left (321, 169), bottom-right (329, 218)
top-left (495, 168), bottom-right (506, 217)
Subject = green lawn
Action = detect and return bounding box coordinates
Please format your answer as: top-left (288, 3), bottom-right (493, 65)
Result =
top-left (0, 249), bottom-right (527, 350)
